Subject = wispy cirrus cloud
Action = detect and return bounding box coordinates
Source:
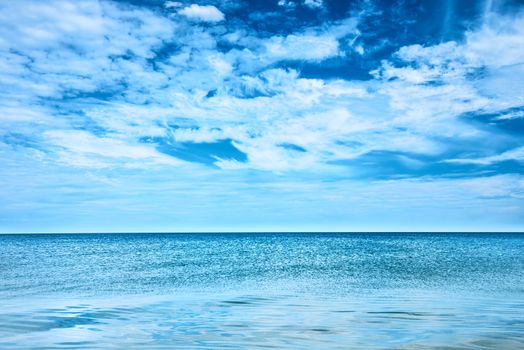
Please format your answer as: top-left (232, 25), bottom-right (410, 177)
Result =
top-left (446, 146), bottom-right (524, 165)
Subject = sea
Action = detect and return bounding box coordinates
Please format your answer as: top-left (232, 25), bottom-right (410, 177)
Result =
top-left (0, 232), bottom-right (523, 349)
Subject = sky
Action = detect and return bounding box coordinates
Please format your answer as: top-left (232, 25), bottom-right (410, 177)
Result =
top-left (0, 0), bottom-right (523, 233)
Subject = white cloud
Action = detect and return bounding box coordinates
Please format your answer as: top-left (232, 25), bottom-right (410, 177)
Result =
top-left (264, 34), bottom-right (339, 61)
top-left (459, 174), bottom-right (524, 199)
top-left (0, 0), bottom-right (176, 103)
top-left (44, 130), bottom-right (184, 169)
top-left (164, 1), bottom-right (182, 9)
top-left (278, 0), bottom-right (296, 8)
top-left (446, 146), bottom-right (524, 165)
top-left (178, 4), bottom-right (225, 22)
top-left (207, 54), bottom-right (233, 77)
top-left (376, 13), bottom-right (524, 86)
top-left (0, 105), bottom-right (51, 123)
top-left (304, 0), bottom-right (323, 9)
top-left (495, 109), bottom-right (524, 120)
top-left (365, 12), bottom-right (524, 161)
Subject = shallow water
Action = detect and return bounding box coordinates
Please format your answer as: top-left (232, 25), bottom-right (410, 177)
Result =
top-left (1, 233), bottom-right (523, 349)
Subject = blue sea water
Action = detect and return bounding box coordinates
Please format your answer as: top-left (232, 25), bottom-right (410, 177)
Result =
top-left (0, 233), bottom-right (523, 349)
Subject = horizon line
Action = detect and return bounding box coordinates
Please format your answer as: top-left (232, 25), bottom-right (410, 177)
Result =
top-left (1, 231), bottom-right (524, 235)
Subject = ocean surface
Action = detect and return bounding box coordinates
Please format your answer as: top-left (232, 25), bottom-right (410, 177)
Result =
top-left (0, 233), bottom-right (523, 349)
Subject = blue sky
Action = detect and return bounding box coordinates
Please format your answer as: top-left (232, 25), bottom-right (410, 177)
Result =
top-left (1, 0), bottom-right (523, 232)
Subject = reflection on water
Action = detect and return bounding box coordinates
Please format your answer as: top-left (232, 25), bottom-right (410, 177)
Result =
top-left (0, 233), bottom-right (523, 349)
top-left (1, 293), bottom-right (523, 349)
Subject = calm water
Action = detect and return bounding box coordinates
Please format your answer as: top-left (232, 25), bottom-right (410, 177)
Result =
top-left (0, 233), bottom-right (523, 349)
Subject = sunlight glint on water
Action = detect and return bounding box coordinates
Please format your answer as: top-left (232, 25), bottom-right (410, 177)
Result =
top-left (0, 233), bottom-right (523, 349)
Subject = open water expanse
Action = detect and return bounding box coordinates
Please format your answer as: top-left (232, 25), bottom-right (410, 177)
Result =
top-left (0, 233), bottom-right (523, 349)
